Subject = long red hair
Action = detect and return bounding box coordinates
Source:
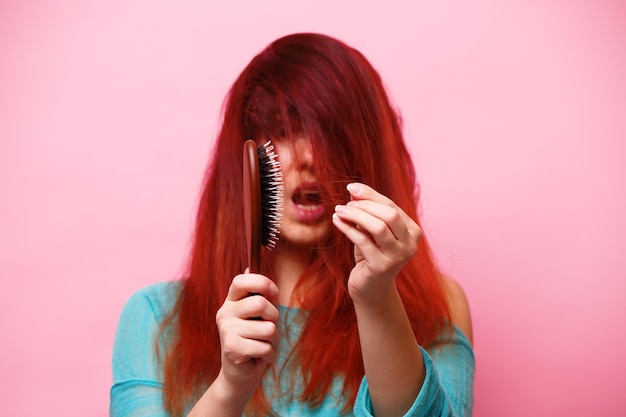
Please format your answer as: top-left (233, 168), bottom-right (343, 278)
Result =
top-left (159, 33), bottom-right (451, 416)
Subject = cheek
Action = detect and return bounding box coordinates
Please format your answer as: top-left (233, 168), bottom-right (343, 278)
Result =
top-left (273, 143), bottom-right (293, 170)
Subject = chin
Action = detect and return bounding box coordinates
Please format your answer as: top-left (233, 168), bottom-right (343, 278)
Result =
top-left (278, 221), bottom-right (331, 248)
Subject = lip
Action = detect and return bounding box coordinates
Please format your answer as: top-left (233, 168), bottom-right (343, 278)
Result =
top-left (289, 182), bottom-right (326, 223)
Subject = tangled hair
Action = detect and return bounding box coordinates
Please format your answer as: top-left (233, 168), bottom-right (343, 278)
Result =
top-left (159, 33), bottom-right (451, 416)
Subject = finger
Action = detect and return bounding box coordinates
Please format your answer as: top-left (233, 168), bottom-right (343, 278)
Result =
top-left (345, 200), bottom-right (410, 242)
top-left (334, 203), bottom-right (400, 251)
top-left (346, 182), bottom-right (391, 203)
top-left (332, 212), bottom-right (382, 260)
top-left (237, 319), bottom-right (279, 346)
top-left (224, 336), bottom-right (276, 365)
top-left (237, 295), bottom-right (280, 322)
top-left (347, 182), bottom-right (415, 222)
top-left (228, 274), bottom-right (279, 302)
top-left (345, 183), bottom-right (420, 242)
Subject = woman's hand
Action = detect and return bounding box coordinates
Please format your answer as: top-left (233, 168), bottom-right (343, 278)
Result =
top-left (332, 182), bottom-right (421, 305)
top-left (332, 183), bottom-right (425, 417)
top-left (214, 272), bottom-right (280, 401)
top-left (188, 272), bottom-right (279, 417)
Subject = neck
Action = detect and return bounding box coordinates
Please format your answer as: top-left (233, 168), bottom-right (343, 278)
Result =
top-left (268, 245), bottom-right (313, 307)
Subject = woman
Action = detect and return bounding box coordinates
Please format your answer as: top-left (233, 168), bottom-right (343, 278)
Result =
top-left (111, 33), bottom-right (474, 417)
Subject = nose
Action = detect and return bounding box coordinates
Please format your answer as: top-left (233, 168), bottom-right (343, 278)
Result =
top-left (294, 136), bottom-right (313, 169)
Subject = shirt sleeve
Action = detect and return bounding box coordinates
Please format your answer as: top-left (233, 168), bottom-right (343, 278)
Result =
top-left (352, 326), bottom-right (475, 417)
top-left (110, 286), bottom-right (171, 417)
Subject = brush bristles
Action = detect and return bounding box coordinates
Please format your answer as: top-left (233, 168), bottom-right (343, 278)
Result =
top-left (258, 141), bottom-right (284, 249)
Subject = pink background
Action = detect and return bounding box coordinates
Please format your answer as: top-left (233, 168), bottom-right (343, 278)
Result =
top-left (1, 1), bottom-right (625, 415)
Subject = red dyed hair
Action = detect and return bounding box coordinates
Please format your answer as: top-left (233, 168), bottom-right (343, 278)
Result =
top-left (159, 33), bottom-right (451, 416)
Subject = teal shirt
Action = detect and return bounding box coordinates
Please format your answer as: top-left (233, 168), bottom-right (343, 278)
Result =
top-left (111, 282), bottom-right (474, 416)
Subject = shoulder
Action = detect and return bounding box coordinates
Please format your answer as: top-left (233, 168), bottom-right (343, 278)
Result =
top-left (441, 275), bottom-right (473, 345)
top-left (112, 281), bottom-right (181, 383)
top-left (112, 281), bottom-right (181, 357)
top-left (119, 281), bottom-right (181, 324)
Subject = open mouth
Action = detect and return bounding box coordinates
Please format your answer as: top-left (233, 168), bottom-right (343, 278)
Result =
top-left (292, 187), bottom-right (322, 207)
top-left (289, 183), bottom-right (326, 222)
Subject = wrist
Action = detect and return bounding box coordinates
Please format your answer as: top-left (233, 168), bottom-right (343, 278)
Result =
top-left (214, 370), bottom-right (256, 404)
top-left (350, 282), bottom-right (400, 315)
top-left (189, 372), bottom-right (251, 417)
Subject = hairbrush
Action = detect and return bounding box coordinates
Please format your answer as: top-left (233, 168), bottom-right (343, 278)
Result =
top-left (243, 140), bottom-right (283, 272)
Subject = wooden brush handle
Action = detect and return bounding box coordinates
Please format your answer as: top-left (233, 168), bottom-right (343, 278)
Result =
top-left (243, 140), bottom-right (261, 273)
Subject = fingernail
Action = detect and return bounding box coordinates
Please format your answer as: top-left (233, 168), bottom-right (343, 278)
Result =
top-left (270, 283), bottom-right (279, 296)
top-left (347, 183), bottom-right (361, 194)
top-left (334, 204), bottom-right (348, 214)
